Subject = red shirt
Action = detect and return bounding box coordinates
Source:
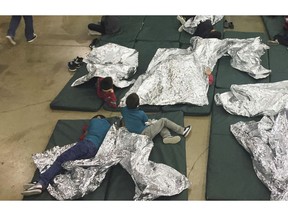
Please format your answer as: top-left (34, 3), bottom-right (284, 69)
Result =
top-left (96, 77), bottom-right (117, 108)
top-left (208, 74), bottom-right (214, 85)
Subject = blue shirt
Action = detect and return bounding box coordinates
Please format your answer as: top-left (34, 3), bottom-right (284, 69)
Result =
top-left (84, 118), bottom-right (111, 148)
top-left (121, 106), bottom-right (148, 134)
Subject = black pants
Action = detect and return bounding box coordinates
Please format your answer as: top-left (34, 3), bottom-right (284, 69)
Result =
top-left (274, 34), bottom-right (288, 46)
top-left (88, 23), bottom-right (105, 34)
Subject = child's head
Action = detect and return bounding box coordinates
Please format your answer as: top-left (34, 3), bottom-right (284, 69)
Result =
top-left (92, 114), bottom-right (106, 119)
top-left (126, 93), bottom-right (139, 109)
top-left (101, 77), bottom-right (113, 90)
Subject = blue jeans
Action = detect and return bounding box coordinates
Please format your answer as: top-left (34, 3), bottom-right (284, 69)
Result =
top-left (7, 16), bottom-right (34, 41)
top-left (38, 139), bottom-right (98, 189)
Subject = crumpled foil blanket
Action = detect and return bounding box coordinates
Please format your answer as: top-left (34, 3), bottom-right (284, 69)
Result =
top-left (183, 15), bottom-right (224, 35)
top-left (71, 43), bottom-right (139, 88)
top-left (119, 36), bottom-right (270, 107)
top-left (32, 125), bottom-right (190, 200)
top-left (215, 80), bottom-right (288, 117)
top-left (230, 105), bottom-right (288, 200)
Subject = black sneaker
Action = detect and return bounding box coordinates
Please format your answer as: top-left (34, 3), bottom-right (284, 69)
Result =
top-left (27, 34), bottom-right (37, 43)
top-left (183, 126), bottom-right (192, 137)
top-left (68, 57), bottom-right (83, 71)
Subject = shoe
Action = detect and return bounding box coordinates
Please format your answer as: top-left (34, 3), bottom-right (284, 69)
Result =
top-left (89, 38), bottom-right (99, 49)
top-left (88, 29), bottom-right (102, 36)
top-left (27, 34), bottom-right (37, 43)
top-left (177, 15), bottom-right (186, 25)
top-left (183, 126), bottom-right (192, 137)
top-left (178, 25), bottom-right (184, 32)
top-left (67, 57), bottom-right (83, 71)
top-left (163, 136), bottom-right (181, 144)
top-left (23, 182), bottom-right (37, 190)
top-left (6, 35), bottom-right (16, 45)
top-left (223, 20), bottom-right (229, 29)
top-left (267, 40), bottom-right (279, 45)
top-left (21, 188), bottom-right (42, 196)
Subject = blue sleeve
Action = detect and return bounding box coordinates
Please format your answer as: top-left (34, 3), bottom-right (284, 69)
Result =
top-left (141, 111), bottom-right (149, 123)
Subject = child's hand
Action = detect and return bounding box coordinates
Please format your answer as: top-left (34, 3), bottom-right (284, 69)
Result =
top-left (205, 67), bottom-right (212, 76)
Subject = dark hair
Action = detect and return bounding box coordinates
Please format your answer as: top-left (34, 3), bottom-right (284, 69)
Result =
top-left (126, 93), bottom-right (139, 109)
top-left (207, 31), bottom-right (221, 39)
top-left (92, 114), bottom-right (106, 119)
top-left (100, 77), bottom-right (113, 90)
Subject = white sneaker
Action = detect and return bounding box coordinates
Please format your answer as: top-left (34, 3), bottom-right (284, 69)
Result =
top-left (88, 29), bottom-right (102, 36)
top-left (177, 15), bottom-right (186, 25)
top-left (178, 25), bottom-right (184, 32)
top-left (163, 136), bottom-right (181, 144)
top-left (6, 35), bottom-right (16, 45)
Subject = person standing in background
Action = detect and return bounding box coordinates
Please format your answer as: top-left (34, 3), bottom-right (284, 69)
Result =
top-left (6, 16), bottom-right (37, 45)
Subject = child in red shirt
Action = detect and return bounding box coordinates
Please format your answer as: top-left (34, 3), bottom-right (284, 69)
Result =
top-left (96, 77), bottom-right (117, 108)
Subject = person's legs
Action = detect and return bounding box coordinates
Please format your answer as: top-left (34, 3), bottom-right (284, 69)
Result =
top-left (88, 23), bottom-right (105, 35)
top-left (7, 16), bottom-right (21, 37)
top-left (38, 140), bottom-right (97, 189)
top-left (23, 16), bottom-right (35, 41)
top-left (142, 118), bottom-right (184, 139)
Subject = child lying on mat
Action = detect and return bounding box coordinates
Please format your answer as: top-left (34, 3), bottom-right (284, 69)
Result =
top-left (96, 77), bottom-right (117, 108)
top-left (121, 93), bottom-right (192, 144)
top-left (21, 115), bottom-right (112, 196)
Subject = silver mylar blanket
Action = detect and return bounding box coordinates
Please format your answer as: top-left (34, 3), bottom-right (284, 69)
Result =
top-left (119, 36), bottom-right (270, 107)
top-left (230, 105), bottom-right (288, 200)
top-left (183, 15), bottom-right (224, 35)
top-left (32, 125), bottom-right (190, 200)
top-left (215, 80), bottom-right (288, 117)
top-left (71, 43), bottom-right (138, 88)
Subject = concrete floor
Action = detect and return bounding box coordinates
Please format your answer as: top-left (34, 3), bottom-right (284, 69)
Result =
top-left (0, 16), bottom-right (266, 200)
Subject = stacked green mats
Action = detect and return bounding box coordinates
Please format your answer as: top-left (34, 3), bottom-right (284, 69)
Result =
top-left (50, 16), bottom-right (224, 116)
top-left (23, 111), bottom-right (188, 200)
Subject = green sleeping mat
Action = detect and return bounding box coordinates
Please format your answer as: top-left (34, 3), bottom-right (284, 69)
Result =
top-left (205, 88), bottom-right (270, 200)
top-left (49, 65), bottom-right (104, 112)
top-left (136, 16), bottom-right (181, 41)
top-left (23, 111), bottom-right (188, 200)
top-left (216, 31), bottom-right (270, 89)
top-left (262, 16), bottom-right (285, 40)
top-left (50, 41), bottom-right (135, 112)
top-left (269, 45), bottom-right (288, 82)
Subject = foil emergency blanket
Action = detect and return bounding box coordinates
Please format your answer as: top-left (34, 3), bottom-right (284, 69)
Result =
top-left (215, 80), bottom-right (288, 117)
top-left (182, 15), bottom-right (224, 35)
top-left (230, 106), bottom-right (288, 200)
top-left (71, 43), bottom-right (138, 88)
top-left (119, 37), bottom-right (270, 107)
top-left (32, 125), bottom-right (190, 200)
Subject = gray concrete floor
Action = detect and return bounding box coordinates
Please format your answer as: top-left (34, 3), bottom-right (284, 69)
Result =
top-left (0, 16), bottom-right (266, 200)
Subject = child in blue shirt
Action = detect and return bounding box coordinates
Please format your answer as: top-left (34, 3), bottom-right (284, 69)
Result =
top-left (21, 115), bottom-right (111, 196)
top-left (121, 93), bottom-right (192, 144)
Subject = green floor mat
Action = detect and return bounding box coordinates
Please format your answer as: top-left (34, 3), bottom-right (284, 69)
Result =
top-left (50, 65), bottom-right (103, 112)
top-left (136, 16), bottom-right (180, 41)
top-left (23, 119), bottom-right (111, 200)
top-left (100, 16), bottom-right (145, 42)
top-left (262, 16), bottom-right (285, 40)
top-left (105, 111), bottom-right (188, 200)
top-left (206, 88), bottom-right (270, 200)
top-left (24, 111), bottom-right (188, 200)
top-left (211, 88), bottom-right (262, 135)
top-left (206, 134), bottom-right (270, 200)
top-left (269, 45), bottom-right (288, 82)
top-left (216, 31), bottom-right (270, 89)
